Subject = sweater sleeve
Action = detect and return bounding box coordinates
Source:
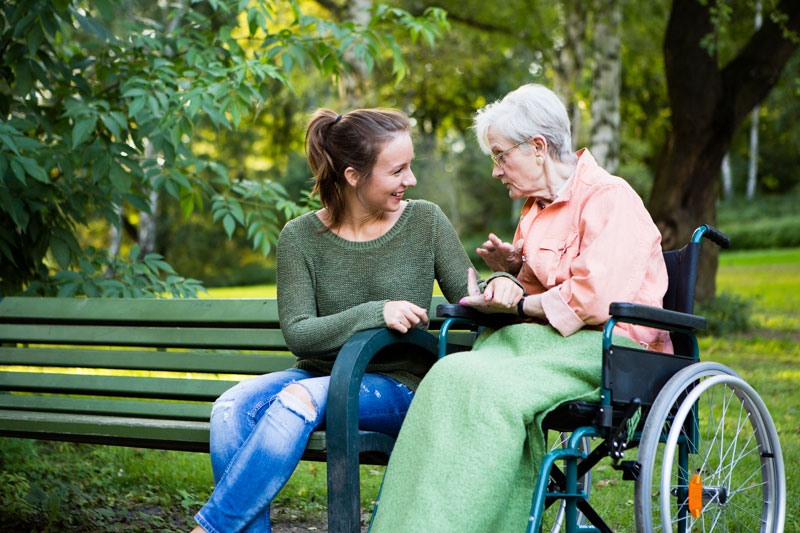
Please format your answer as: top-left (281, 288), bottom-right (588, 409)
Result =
top-left (276, 225), bottom-right (387, 357)
top-left (431, 204), bottom-right (481, 303)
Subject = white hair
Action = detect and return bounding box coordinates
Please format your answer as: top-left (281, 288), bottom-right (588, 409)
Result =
top-left (473, 84), bottom-right (576, 163)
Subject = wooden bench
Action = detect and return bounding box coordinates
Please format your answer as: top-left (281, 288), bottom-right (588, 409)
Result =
top-left (0, 295), bottom-right (477, 532)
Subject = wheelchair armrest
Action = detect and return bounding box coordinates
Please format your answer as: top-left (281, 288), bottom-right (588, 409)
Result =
top-left (436, 303), bottom-right (519, 330)
top-left (609, 302), bottom-right (706, 331)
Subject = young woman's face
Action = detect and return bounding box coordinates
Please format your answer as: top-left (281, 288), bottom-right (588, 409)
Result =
top-left (358, 132), bottom-right (417, 212)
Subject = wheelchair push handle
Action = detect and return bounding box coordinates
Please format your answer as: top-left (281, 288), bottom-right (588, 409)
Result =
top-left (692, 225), bottom-right (730, 249)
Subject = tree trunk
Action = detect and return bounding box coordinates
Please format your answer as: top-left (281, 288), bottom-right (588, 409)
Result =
top-left (720, 152), bottom-right (732, 199)
top-left (138, 141), bottom-right (158, 256)
top-left (138, 2), bottom-right (183, 258)
top-left (339, 0), bottom-right (372, 107)
top-left (552, 0), bottom-right (587, 150)
top-left (746, 106), bottom-right (760, 199)
top-left (747, 0), bottom-right (763, 200)
top-left (648, 0), bottom-right (800, 302)
top-left (105, 207), bottom-right (123, 278)
top-left (138, 190), bottom-right (159, 256)
top-left (589, 0), bottom-right (622, 173)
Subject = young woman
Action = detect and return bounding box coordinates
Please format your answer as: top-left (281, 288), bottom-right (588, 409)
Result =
top-left (191, 108), bottom-right (481, 533)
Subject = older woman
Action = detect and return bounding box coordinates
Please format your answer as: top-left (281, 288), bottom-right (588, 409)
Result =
top-left (370, 84), bottom-right (669, 532)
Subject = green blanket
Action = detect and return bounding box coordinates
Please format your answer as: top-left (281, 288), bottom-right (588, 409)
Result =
top-left (370, 323), bottom-right (637, 532)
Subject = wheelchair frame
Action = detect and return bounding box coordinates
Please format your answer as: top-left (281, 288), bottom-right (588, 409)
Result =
top-left (436, 225), bottom-right (786, 533)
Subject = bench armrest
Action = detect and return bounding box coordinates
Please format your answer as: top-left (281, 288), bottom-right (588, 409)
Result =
top-left (326, 327), bottom-right (437, 531)
top-left (609, 302), bottom-right (706, 331)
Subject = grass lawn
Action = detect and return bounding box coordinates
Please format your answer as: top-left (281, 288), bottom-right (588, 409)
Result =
top-left (1, 249), bottom-right (798, 531)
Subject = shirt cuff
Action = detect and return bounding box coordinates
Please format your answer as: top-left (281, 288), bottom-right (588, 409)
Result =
top-left (541, 287), bottom-right (585, 337)
top-left (373, 300), bottom-right (390, 328)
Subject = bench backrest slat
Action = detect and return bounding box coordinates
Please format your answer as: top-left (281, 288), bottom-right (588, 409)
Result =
top-left (0, 298), bottom-right (280, 326)
top-left (0, 347), bottom-right (295, 374)
top-left (0, 371), bottom-right (234, 401)
top-left (0, 324), bottom-right (289, 350)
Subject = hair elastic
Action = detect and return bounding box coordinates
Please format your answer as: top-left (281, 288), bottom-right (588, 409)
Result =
top-left (333, 114), bottom-right (342, 124)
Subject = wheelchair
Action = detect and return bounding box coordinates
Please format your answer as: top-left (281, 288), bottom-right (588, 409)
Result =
top-left (435, 225), bottom-right (786, 532)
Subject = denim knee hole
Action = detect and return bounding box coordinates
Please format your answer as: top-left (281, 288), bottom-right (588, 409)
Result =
top-left (276, 385), bottom-right (318, 423)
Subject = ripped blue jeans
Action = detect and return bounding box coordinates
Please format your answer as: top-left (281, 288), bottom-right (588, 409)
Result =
top-left (194, 369), bottom-right (414, 533)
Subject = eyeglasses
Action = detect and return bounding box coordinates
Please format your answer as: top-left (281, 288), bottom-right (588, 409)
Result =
top-left (490, 140), bottom-right (527, 167)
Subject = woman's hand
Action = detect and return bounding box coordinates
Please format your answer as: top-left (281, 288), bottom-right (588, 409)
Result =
top-left (383, 301), bottom-right (430, 333)
top-left (459, 268), bottom-right (522, 314)
top-left (476, 233), bottom-right (524, 274)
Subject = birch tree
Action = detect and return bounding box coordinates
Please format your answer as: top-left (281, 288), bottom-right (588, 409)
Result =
top-left (589, 0), bottom-right (622, 173)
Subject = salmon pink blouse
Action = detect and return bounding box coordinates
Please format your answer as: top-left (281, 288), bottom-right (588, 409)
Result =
top-left (513, 149), bottom-right (671, 352)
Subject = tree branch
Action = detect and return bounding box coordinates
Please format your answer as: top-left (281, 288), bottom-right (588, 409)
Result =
top-left (443, 13), bottom-right (508, 34)
top-left (313, 0), bottom-right (347, 20)
top-left (721, 0), bottom-right (800, 125)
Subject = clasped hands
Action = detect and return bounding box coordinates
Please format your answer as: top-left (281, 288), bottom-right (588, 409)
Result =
top-left (383, 234), bottom-right (525, 332)
top-left (459, 268), bottom-right (523, 314)
top-left (381, 268), bottom-right (523, 333)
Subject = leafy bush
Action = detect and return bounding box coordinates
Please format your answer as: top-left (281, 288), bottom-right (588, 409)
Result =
top-left (717, 188), bottom-right (800, 250)
top-left (696, 291), bottom-right (755, 336)
top-left (719, 216), bottom-right (800, 250)
top-left (19, 244), bottom-right (206, 298)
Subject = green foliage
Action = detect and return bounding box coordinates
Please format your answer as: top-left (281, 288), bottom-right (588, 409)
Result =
top-left (723, 52), bottom-right (800, 197)
top-left (695, 291), bottom-right (754, 336)
top-left (0, 0), bottom-right (448, 296)
top-left (22, 244), bottom-right (207, 298)
top-left (0, 438), bottom-right (213, 531)
top-left (721, 216), bottom-right (800, 250)
top-left (717, 188), bottom-right (800, 250)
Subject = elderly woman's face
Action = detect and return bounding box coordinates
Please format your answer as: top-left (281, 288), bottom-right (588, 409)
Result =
top-left (487, 127), bottom-right (546, 200)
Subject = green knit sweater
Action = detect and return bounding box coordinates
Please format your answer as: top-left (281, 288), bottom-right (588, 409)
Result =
top-left (276, 200), bottom-right (476, 391)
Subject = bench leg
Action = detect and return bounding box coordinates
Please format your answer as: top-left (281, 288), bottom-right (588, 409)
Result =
top-left (327, 442), bottom-right (362, 532)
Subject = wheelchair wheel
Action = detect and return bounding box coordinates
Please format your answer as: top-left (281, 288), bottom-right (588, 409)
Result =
top-left (635, 362), bottom-right (785, 532)
top-left (541, 431), bottom-right (591, 532)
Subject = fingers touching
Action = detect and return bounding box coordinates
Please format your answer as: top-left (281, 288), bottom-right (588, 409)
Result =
top-left (459, 271), bottom-right (522, 314)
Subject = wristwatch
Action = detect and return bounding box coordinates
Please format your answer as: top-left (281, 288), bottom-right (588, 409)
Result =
top-left (517, 294), bottom-right (530, 318)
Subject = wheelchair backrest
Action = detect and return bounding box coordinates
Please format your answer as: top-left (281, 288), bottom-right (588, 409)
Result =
top-left (662, 242), bottom-right (701, 315)
top-left (603, 227), bottom-right (727, 408)
top-left (661, 242), bottom-right (701, 355)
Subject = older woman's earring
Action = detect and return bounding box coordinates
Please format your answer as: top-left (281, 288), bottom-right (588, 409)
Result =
top-left (536, 155), bottom-right (544, 165)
